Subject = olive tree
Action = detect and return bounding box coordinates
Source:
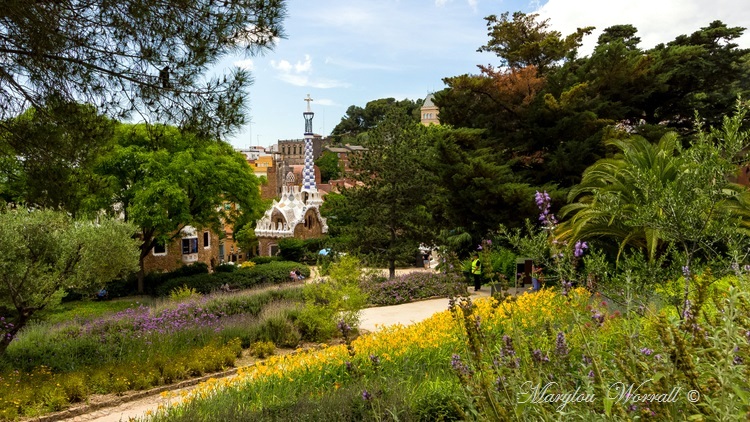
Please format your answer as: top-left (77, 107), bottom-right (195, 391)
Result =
top-left (0, 209), bottom-right (139, 353)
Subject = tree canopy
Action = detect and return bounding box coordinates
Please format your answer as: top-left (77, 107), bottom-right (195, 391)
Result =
top-left (96, 124), bottom-right (264, 291)
top-left (330, 97), bottom-right (421, 141)
top-left (0, 97), bottom-right (116, 215)
top-left (324, 109), bottom-right (434, 278)
top-left (0, 209), bottom-right (139, 354)
top-left (0, 0), bottom-right (286, 137)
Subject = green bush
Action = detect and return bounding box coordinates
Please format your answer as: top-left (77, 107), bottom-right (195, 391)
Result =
top-left (214, 263), bottom-right (237, 273)
top-left (250, 256), bottom-right (284, 264)
top-left (295, 304), bottom-right (337, 342)
top-left (490, 247), bottom-right (517, 282)
top-left (410, 379), bottom-right (465, 421)
top-left (250, 340), bottom-right (276, 358)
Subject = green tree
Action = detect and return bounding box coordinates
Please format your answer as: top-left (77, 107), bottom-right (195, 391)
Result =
top-left (559, 102), bottom-right (750, 271)
top-left (0, 98), bottom-right (115, 215)
top-left (478, 11), bottom-right (593, 75)
top-left (96, 124), bottom-right (263, 292)
top-left (0, 209), bottom-right (139, 354)
top-left (426, 126), bottom-right (537, 245)
top-left (327, 109), bottom-right (434, 278)
top-left (0, 0), bottom-right (285, 137)
top-left (315, 151), bottom-right (341, 182)
top-left (647, 21), bottom-right (749, 131)
top-left (330, 97), bottom-right (421, 141)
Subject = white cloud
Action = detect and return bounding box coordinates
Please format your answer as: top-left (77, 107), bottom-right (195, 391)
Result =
top-left (271, 54), bottom-right (349, 88)
top-left (233, 59), bottom-right (254, 70)
top-left (536, 0), bottom-right (750, 56)
top-left (295, 55), bottom-right (312, 73)
top-left (270, 59), bottom-right (293, 73)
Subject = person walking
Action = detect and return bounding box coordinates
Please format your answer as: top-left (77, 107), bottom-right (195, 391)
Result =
top-left (471, 254), bottom-right (482, 291)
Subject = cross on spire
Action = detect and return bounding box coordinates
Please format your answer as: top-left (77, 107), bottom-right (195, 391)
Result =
top-left (304, 94), bottom-right (313, 112)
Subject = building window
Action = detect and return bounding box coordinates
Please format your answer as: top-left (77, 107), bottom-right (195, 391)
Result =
top-left (182, 238), bottom-right (198, 255)
top-left (153, 243), bottom-right (167, 256)
top-left (203, 231), bottom-right (210, 248)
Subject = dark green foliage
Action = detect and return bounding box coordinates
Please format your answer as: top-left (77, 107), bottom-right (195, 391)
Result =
top-left (490, 248), bottom-right (518, 282)
top-left (315, 151), bottom-right (342, 182)
top-left (0, 0), bottom-right (286, 137)
top-left (478, 11), bottom-right (593, 74)
top-left (279, 237), bottom-right (327, 264)
top-left (330, 97), bottom-right (422, 141)
top-left (250, 256), bottom-right (284, 264)
top-left (153, 262), bottom-right (309, 296)
top-left (326, 109), bottom-right (436, 278)
top-left (214, 263), bottom-right (237, 273)
top-left (0, 98), bottom-right (116, 215)
top-left (361, 272), bottom-right (468, 306)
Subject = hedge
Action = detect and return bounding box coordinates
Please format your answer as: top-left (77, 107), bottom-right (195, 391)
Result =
top-left (154, 261), bottom-right (310, 297)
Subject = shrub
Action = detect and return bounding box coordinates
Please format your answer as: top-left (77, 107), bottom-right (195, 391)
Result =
top-left (250, 256), bottom-right (283, 264)
top-left (410, 379), bottom-right (465, 421)
top-left (170, 284), bottom-right (201, 301)
top-left (361, 272), bottom-right (467, 306)
top-left (295, 304), bottom-right (337, 342)
top-left (250, 341), bottom-right (276, 358)
top-left (214, 263), bottom-right (236, 273)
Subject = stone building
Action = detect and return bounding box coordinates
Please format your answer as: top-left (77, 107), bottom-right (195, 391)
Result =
top-left (142, 226), bottom-right (221, 273)
top-left (255, 95), bottom-right (328, 256)
top-left (420, 93), bottom-right (440, 125)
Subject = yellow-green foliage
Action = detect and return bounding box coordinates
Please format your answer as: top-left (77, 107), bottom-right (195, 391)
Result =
top-left (239, 261), bottom-right (256, 269)
top-left (250, 341), bottom-right (276, 358)
top-left (170, 284), bottom-right (201, 301)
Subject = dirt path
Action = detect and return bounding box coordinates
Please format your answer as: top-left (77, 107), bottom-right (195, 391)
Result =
top-left (38, 266), bottom-right (472, 422)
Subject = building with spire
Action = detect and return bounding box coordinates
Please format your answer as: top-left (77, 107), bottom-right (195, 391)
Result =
top-left (254, 95), bottom-right (328, 256)
top-left (420, 93), bottom-right (440, 125)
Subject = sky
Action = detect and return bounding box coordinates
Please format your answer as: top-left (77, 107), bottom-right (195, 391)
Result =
top-left (220, 0), bottom-right (750, 149)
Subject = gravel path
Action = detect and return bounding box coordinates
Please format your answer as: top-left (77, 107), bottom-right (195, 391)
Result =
top-left (46, 270), bottom-right (510, 422)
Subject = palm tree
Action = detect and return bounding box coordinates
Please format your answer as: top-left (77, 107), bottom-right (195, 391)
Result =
top-left (556, 133), bottom-right (683, 261)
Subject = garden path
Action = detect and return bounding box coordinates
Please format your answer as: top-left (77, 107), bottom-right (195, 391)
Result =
top-left (51, 270), bottom-right (522, 422)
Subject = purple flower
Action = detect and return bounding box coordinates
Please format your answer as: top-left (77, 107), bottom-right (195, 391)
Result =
top-left (588, 370), bottom-right (595, 379)
top-left (532, 349), bottom-right (549, 363)
top-left (362, 390), bottom-right (372, 401)
top-left (561, 280), bottom-right (573, 297)
top-left (477, 244), bottom-right (483, 250)
top-left (555, 332), bottom-right (569, 357)
top-left (369, 354), bottom-right (380, 366)
top-left (451, 354), bottom-right (472, 377)
top-left (582, 355), bottom-right (592, 365)
top-left (591, 309), bottom-right (605, 326)
top-left (501, 335), bottom-right (516, 357)
top-left (683, 299), bottom-right (693, 321)
top-left (574, 240), bottom-right (588, 257)
top-left (640, 348), bottom-right (653, 356)
top-left (337, 320), bottom-right (351, 336)
top-left (682, 265), bottom-right (690, 279)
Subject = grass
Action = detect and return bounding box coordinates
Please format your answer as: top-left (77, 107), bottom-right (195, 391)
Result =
top-left (34, 296), bottom-right (158, 325)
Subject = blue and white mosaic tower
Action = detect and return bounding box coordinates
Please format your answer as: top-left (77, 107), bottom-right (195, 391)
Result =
top-left (302, 94), bottom-right (316, 191)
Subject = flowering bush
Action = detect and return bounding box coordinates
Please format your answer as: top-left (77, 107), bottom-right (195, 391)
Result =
top-left (360, 272), bottom-right (467, 306)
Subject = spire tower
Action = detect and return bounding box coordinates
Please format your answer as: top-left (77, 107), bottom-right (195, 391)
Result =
top-left (302, 94), bottom-right (316, 190)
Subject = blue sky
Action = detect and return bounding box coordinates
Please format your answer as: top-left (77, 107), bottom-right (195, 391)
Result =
top-left (221, 0), bottom-right (750, 149)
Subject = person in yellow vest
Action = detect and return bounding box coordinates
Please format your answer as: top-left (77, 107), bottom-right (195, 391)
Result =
top-left (471, 253), bottom-right (482, 291)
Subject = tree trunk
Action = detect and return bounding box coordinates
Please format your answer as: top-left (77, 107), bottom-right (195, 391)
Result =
top-left (0, 312), bottom-right (30, 355)
top-left (137, 245), bottom-right (150, 293)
